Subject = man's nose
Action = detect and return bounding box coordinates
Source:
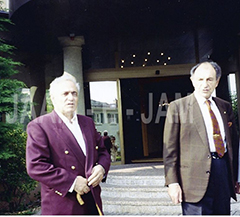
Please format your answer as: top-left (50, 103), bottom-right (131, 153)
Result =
top-left (203, 80), bottom-right (208, 87)
top-left (67, 93), bottom-right (74, 99)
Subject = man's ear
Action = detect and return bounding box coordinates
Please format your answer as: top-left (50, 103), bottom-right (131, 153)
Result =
top-left (50, 95), bottom-right (55, 105)
top-left (215, 78), bottom-right (220, 88)
top-left (190, 75), bottom-right (195, 87)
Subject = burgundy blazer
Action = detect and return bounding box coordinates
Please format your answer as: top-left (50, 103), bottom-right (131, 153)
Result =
top-left (26, 111), bottom-right (111, 215)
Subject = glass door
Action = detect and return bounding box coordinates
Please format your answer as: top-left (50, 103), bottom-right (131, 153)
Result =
top-left (89, 81), bottom-right (121, 163)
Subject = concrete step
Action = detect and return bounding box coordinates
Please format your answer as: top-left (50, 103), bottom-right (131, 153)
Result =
top-left (101, 174), bottom-right (240, 215)
top-left (100, 174), bottom-right (181, 215)
top-left (104, 175), bottom-right (165, 186)
top-left (102, 197), bottom-right (182, 215)
top-left (101, 184), bottom-right (169, 199)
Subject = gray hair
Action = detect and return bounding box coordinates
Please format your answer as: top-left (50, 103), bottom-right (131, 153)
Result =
top-left (49, 74), bottom-right (80, 97)
top-left (190, 61), bottom-right (222, 80)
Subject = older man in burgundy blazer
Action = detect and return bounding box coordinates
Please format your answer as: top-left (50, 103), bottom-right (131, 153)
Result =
top-left (163, 62), bottom-right (239, 215)
top-left (26, 74), bottom-right (111, 215)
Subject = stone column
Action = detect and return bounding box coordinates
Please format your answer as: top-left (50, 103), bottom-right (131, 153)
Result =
top-left (58, 36), bottom-right (85, 115)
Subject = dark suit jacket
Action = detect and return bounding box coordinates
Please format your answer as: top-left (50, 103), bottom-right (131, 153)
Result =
top-left (26, 111), bottom-right (111, 215)
top-left (103, 136), bottom-right (112, 154)
top-left (163, 93), bottom-right (239, 203)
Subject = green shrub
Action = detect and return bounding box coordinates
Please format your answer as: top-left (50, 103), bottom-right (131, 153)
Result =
top-left (230, 93), bottom-right (239, 131)
top-left (0, 123), bottom-right (38, 213)
top-left (0, 6), bottom-right (38, 213)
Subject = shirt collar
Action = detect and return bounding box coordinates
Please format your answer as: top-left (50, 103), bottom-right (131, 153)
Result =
top-left (55, 110), bottom-right (77, 124)
top-left (194, 91), bottom-right (213, 106)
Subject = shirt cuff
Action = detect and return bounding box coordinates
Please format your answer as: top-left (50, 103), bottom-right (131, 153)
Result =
top-left (168, 183), bottom-right (179, 187)
top-left (69, 177), bottom-right (77, 193)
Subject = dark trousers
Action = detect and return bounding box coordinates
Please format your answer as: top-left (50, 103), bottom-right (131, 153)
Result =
top-left (182, 155), bottom-right (231, 215)
top-left (82, 191), bottom-right (99, 215)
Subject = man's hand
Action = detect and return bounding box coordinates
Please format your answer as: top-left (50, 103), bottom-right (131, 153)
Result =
top-left (168, 184), bottom-right (182, 204)
top-left (74, 176), bottom-right (90, 195)
top-left (88, 165), bottom-right (105, 188)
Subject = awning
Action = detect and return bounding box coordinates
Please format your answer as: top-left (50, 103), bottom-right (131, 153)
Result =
top-left (9, 0), bottom-right (31, 18)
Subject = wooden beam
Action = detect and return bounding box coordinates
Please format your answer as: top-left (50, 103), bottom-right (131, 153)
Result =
top-left (84, 63), bottom-right (195, 82)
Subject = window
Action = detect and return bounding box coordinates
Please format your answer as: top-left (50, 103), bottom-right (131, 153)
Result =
top-left (94, 113), bottom-right (104, 124)
top-left (107, 113), bottom-right (118, 124)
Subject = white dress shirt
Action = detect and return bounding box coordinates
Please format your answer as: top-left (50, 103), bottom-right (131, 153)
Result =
top-left (194, 92), bottom-right (227, 153)
top-left (55, 110), bottom-right (86, 192)
top-left (55, 110), bottom-right (86, 155)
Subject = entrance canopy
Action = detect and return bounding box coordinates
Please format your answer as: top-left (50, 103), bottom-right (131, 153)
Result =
top-left (7, 0), bottom-right (240, 164)
top-left (9, 0), bottom-right (240, 71)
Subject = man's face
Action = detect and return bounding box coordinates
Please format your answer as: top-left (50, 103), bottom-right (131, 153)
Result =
top-left (51, 80), bottom-right (78, 118)
top-left (190, 63), bottom-right (220, 99)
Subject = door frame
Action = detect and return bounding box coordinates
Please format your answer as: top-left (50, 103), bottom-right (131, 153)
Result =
top-left (85, 64), bottom-right (194, 164)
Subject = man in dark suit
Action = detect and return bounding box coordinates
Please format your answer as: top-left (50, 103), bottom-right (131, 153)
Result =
top-left (26, 73), bottom-right (111, 215)
top-left (102, 130), bottom-right (113, 156)
top-left (163, 61), bottom-right (240, 215)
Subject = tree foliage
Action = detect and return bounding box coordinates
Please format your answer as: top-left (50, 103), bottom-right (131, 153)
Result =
top-left (0, 19), bottom-right (25, 118)
top-left (0, 123), bottom-right (37, 213)
top-left (0, 4), bottom-right (38, 213)
top-left (230, 93), bottom-right (239, 131)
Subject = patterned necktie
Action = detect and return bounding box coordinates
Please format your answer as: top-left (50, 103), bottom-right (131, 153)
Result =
top-left (205, 100), bottom-right (225, 157)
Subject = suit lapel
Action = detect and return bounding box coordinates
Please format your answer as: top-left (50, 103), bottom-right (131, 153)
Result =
top-left (77, 116), bottom-right (94, 178)
top-left (189, 94), bottom-right (209, 147)
top-left (51, 111), bottom-right (86, 169)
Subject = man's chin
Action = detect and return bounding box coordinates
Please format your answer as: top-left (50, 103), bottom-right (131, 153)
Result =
top-left (201, 94), bottom-right (210, 99)
top-left (63, 109), bottom-right (75, 116)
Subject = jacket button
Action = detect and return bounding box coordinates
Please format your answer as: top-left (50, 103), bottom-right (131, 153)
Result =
top-left (96, 146), bottom-right (99, 150)
top-left (65, 150), bottom-right (69, 155)
top-left (71, 166), bottom-right (76, 170)
top-left (55, 190), bottom-right (62, 196)
top-left (206, 171), bottom-right (210, 174)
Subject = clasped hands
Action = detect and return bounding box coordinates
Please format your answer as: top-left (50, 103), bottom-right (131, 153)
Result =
top-left (74, 165), bottom-right (105, 195)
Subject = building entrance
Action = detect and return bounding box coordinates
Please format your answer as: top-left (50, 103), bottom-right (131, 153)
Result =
top-left (89, 81), bottom-right (121, 163)
top-left (121, 75), bottom-right (193, 163)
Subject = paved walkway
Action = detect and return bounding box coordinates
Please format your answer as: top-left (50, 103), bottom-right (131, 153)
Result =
top-left (109, 162), bottom-right (164, 176)
top-left (109, 162), bottom-right (240, 215)
top-left (34, 162), bottom-right (240, 215)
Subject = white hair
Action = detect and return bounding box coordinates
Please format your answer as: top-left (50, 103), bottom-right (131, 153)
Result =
top-left (49, 74), bottom-right (80, 98)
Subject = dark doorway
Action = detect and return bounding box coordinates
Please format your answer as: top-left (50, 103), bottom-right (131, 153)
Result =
top-left (121, 75), bottom-right (194, 163)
